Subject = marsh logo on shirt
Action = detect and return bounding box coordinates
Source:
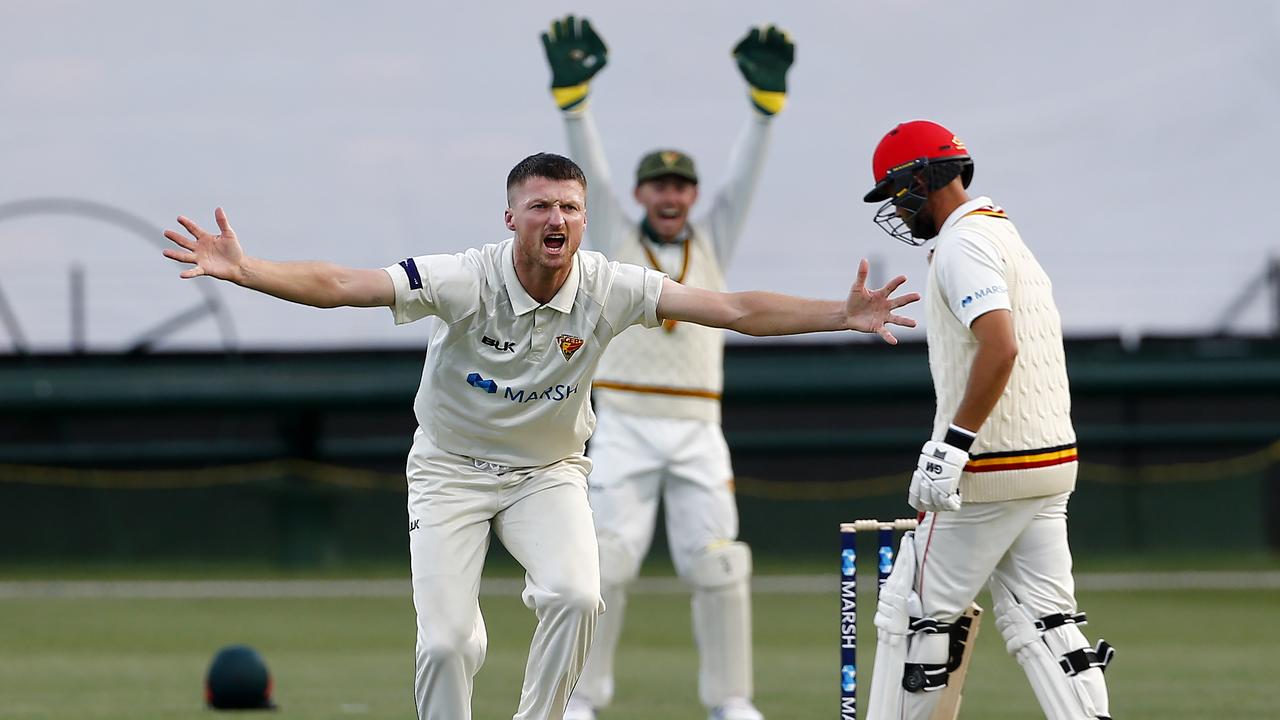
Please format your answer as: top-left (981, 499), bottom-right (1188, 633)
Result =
top-left (556, 334), bottom-right (584, 362)
top-left (960, 284), bottom-right (1007, 308)
top-left (502, 383), bottom-right (580, 403)
top-left (464, 372), bottom-right (580, 404)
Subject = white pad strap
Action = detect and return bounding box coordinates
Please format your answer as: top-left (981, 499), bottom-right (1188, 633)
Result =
top-left (687, 542), bottom-right (753, 707)
top-left (991, 580), bottom-right (1112, 719)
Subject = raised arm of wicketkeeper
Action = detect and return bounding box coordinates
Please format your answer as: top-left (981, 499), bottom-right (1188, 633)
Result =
top-left (161, 208), bottom-right (394, 308)
top-left (542, 15), bottom-right (630, 258)
top-left (702, 23), bottom-right (794, 265)
top-left (657, 258), bottom-right (918, 343)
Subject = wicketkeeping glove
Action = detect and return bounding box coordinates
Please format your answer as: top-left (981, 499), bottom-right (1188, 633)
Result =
top-left (541, 15), bottom-right (608, 112)
top-left (908, 440), bottom-right (967, 512)
top-left (732, 24), bottom-right (795, 116)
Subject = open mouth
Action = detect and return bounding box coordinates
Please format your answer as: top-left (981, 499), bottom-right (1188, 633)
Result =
top-left (658, 207), bottom-right (681, 219)
top-left (543, 233), bottom-right (566, 252)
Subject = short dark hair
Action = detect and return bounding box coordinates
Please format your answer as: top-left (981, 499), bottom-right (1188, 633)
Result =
top-left (506, 153), bottom-right (587, 204)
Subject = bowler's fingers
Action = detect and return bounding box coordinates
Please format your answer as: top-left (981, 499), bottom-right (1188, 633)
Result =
top-left (887, 314), bottom-right (917, 328)
top-left (878, 326), bottom-right (899, 345)
top-left (853, 258), bottom-right (869, 292)
top-left (162, 247), bottom-right (196, 264)
top-left (163, 228), bottom-right (196, 251)
top-left (879, 274), bottom-right (908, 296)
top-left (179, 266), bottom-right (206, 280)
top-left (890, 291), bottom-right (921, 309)
top-left (176, 215), bottom-right (207, 239)
top-left (214, 207), bottom-right (232, 235)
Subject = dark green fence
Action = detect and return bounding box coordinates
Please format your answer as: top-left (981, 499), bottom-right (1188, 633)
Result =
top-left (1, 336), bottom-right (1277, 565)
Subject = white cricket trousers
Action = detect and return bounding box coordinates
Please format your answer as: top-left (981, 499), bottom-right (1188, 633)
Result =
top-left (406, 430), bottom-right (601, 720)
top-left (573, 410), bottom-right (745, 709)
top-left (913, 492), bottom-right (1079, 623)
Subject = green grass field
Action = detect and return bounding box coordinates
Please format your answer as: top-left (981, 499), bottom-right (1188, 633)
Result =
top-left (2, 578), bottom-right (1278, 719)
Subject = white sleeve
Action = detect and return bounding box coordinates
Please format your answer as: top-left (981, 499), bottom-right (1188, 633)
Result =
top-left (703, 112), bottom-right (773, 265)
top-left (563, 108), bottom-right (632, 258)
top-left (933, 231), bottom-right (1010, 327)
top-left (382, 253), bottom-right (480, 325)
top-left (601, 262), bottom-right (667, 333)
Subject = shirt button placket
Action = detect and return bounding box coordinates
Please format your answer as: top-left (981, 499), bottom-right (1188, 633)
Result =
top-left (530, 311), bottom-right (545, 361)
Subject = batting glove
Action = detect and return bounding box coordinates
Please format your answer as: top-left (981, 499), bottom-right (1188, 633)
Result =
top-left (908, 440), bottom-right (967, 513)
top-left (541, 15), bottom-right (608, 112)
top-left (732, 24), bottom-right (794, 116)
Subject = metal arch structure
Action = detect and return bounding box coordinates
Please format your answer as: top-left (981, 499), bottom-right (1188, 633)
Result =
top-left (0, 197), bottom-right (239, 354)
top-left (1213, 255), bottom-right (1280, 338)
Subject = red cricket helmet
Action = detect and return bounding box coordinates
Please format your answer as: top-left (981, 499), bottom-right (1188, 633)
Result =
top-left (862, 120), bottom-right (974, 203)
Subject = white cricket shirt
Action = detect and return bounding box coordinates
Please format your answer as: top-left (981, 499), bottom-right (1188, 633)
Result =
top-left (925, 197), bottom-right (1077, 502)
top-left (931, 197), bottom-right (1013, 328)
top-left (383, 239), bottom-right (666, 467)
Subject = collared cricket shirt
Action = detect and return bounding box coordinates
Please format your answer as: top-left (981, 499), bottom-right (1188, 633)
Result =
top-left (925, 197), bottom-right (1077, 502)
top-left (383, 239), bottom-right (666, 467)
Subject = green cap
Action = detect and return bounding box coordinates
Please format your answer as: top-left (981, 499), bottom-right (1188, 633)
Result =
top-left (635, 149), bottom-right (698, 184)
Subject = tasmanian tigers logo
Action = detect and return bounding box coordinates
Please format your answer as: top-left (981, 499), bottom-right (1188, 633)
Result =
top-left (556, 334), bottom-right (584, 362)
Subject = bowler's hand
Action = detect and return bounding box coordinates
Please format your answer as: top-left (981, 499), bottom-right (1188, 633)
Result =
top-left (907, 440), bottom-right (966, 512)
top-left (162, 207), bottom-right (244, 282)
top-left (845, 258), bottom-right (920, 344)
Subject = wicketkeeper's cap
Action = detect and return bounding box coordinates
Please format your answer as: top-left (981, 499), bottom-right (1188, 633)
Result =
top-left (205, 644), bottom-right (277, 711)
top-left (636, 149), bottom-right (698, 185)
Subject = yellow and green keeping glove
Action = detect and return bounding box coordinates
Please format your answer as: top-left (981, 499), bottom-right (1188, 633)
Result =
top-left (732, 24), bottom-right (795, 116)
top-left (541, 15), bottom-right (608, 112)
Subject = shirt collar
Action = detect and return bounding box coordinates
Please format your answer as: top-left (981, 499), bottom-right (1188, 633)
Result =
top-left (938, 196), bottom-right (994, 235)
top-left (501, 238), bottom-right (581, 316)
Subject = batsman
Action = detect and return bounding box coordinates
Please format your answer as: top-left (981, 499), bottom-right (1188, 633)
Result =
top-left (540, 15), bottom-right (794, 720)
top-left (861, 120), bottom-right (1114, 720)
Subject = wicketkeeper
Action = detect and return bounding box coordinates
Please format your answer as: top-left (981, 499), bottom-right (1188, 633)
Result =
top-left (540, 15), bottom-right (795, 720)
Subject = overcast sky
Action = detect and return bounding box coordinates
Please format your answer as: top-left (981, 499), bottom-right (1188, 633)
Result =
top-left (1, 0), bottom-right (1277, 352)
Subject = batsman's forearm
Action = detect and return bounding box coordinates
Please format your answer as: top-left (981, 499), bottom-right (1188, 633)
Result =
top-left (236, 257), bottom-right (366, 309)
top-left (952, 343), bottom-right (1018, 431)
top-left (724, 291), bottom-right (847, 336)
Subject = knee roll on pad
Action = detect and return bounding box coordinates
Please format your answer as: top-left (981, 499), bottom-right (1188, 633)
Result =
top-left (992, 585), bottom-right (1113, 720)
top-left (597, 533), bottom-right (642, 586)
top-left (686, 541), bottom-right (752, 589)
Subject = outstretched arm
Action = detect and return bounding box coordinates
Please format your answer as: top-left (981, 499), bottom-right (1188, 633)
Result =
top-left (705, 23), bottom-right (795, 263)
top-left (704, 112), bottom-right (771, 264)
top-left (564, 108), bottom-right (630, 257)
top-left (162, 208), bottom-right (394, 309)
top-left (656, 258), bottom-right (919, 343)
top-left (542, 14), bottom-right (629, 256)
